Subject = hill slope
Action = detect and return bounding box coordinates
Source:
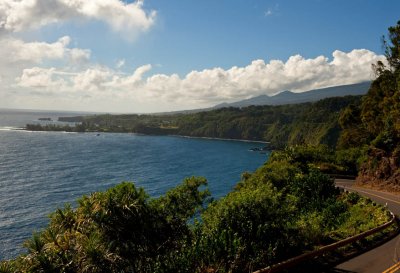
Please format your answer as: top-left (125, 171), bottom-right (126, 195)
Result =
top-left (39, 96), bottom-right (364, 149)
top-left (214, 82), bottom-right (370, 108)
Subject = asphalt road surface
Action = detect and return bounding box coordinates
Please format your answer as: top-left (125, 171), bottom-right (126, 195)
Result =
top-left (334, 179), bottom-right (400, 273)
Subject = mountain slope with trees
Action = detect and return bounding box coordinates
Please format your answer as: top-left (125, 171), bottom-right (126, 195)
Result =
top-left (336, 21), bottom-right (400, 191)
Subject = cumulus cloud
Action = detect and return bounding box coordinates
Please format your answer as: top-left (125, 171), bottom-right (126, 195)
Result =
top-left (0, 36), bottom-right (90, 64)
top-left (72, 68), bottom-right (113, 93)
top-left (18, 67), bottom-right (62, 88)
top-left (17, 64), bottom-right (153, 95)
top-left (0, 1), bottom-right (157, 111)
top-left (0, 0), bottom-right (156, 36)
top-left (0, 35), bottom-right (92, 105)
top-left (14, 49), bottom-right (385, 110)
top-left (0, 35), bottom-right (90, 82)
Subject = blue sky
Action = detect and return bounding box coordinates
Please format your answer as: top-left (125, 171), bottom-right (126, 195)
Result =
top-left (0, 0), bottom-right (399, 112)
top-left (133, 0), bottom-right (400, 75)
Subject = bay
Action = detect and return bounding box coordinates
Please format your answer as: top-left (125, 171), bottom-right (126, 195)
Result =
top-left (0, 109), bottom-right (269, 259)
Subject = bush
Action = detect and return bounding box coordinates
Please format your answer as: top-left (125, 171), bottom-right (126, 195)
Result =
top-left (199, 184), bottom-right (300, 272)
top-left (8, 178), bottom-right (210, 273)
top-left (286, 169), bottom-right (338, 210)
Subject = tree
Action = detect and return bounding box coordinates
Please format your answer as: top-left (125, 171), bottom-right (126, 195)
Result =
top-left (360, 20), bottom-right (400, 146)
top-left (383, 20), bottom-right (400, 71)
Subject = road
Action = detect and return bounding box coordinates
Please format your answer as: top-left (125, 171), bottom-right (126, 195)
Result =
top-left (334, 179), bottom-right (400, 273)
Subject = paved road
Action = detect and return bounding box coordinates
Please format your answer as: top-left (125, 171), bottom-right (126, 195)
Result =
top-left (334, 179), bottom-right (400, 273)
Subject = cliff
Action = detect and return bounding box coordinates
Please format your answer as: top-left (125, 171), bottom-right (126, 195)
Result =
top-left (356, 148), bottom-right (400, 192)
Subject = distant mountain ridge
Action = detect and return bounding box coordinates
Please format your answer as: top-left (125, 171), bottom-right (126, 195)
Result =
top-left (214, 81), bottom-right (371, 108)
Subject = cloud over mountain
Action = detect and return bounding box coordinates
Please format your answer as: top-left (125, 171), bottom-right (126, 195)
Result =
top-left (15, 48), bottom-right (385, 110)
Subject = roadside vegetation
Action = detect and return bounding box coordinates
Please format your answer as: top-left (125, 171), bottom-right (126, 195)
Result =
top-left (336, 20), bottom-right (400, 190)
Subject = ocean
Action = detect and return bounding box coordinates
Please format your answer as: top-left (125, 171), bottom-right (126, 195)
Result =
top-left (0, 109), bottom-right (269, 260)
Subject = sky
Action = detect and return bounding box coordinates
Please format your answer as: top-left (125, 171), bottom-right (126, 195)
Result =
top-left (0, 0), bottom-right (399, 113)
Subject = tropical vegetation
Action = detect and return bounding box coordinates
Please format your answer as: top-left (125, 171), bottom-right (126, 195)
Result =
top-left (336, 20), bottom-right (400, 190)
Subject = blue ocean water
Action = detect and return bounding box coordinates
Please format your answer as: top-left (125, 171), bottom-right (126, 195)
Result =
top-left (0, 109), bottom-right (269, 260)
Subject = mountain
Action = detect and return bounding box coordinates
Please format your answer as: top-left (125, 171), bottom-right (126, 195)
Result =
top-left (214, 82), bottom-right (371, 108)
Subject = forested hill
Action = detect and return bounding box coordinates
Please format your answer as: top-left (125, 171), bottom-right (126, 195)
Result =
top-left (338, 20), bottom-right (400, 191)
top-left (48, 95), bottom-right (363, 149)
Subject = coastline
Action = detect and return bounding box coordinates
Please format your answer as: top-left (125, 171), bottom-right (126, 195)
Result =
top-left (0, 126), bottom-right (25, 131)
top-left (172, 135), bottom-right (270, 144)
top-left (16, 126), bottom-right (270, 145)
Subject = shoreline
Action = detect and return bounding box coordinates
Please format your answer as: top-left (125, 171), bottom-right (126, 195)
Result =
top-left (0, 126), bottom-right (25, 131)
top-left (10, 127), bottom-right (270, 145)
top-left (171, 135), bottom-right (270, 144)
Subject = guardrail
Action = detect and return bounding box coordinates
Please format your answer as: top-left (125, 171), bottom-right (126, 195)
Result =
top-left (327, 174), bottom-right (357, 180)
top-left (253, 212), bottom-right (397, 273)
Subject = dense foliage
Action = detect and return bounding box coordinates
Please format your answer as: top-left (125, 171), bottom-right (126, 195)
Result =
top-left (172, 96), bottom-right (356, 148)
top-left (1, 151), bottom-right (390, 273)
top-left (339, 21), bottom-right (400, 151)
top-left (1, 178), bottom-right (210, 273)
top-left (335, 21), bottom-right (400, 188)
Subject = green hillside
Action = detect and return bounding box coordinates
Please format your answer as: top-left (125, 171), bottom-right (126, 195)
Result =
top-left (30, 95), bottom-right (363, 149)
top-left (337, 21), bottom-right (400, 191)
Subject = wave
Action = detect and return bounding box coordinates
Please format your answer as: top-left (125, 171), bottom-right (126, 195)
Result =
top-left (0, 126), bottom-right (24, 131)
top-left (0, 127), bottom-right (81, 134)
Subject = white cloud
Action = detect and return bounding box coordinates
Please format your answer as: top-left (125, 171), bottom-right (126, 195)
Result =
top-left (108, 64), bottom-right (152, 89)
top-left (0, 0), bottom-right (156, 37)
top-left (18, 67), bottom-right (61, 88)
top-left (0, 36), bottom-right (90, 64)
top-left (69, 48), bottom-right (91, 64)
top-left (0, 35), bottom-right (93, 107)
top-left (13, 49), bottom-right (385, 112)
top-left (0, 1), bottom-right (156, 110)
top-left (0, 35), bottom-right (90, 88)
top-left (72, 68), bottom-right (113, 92)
